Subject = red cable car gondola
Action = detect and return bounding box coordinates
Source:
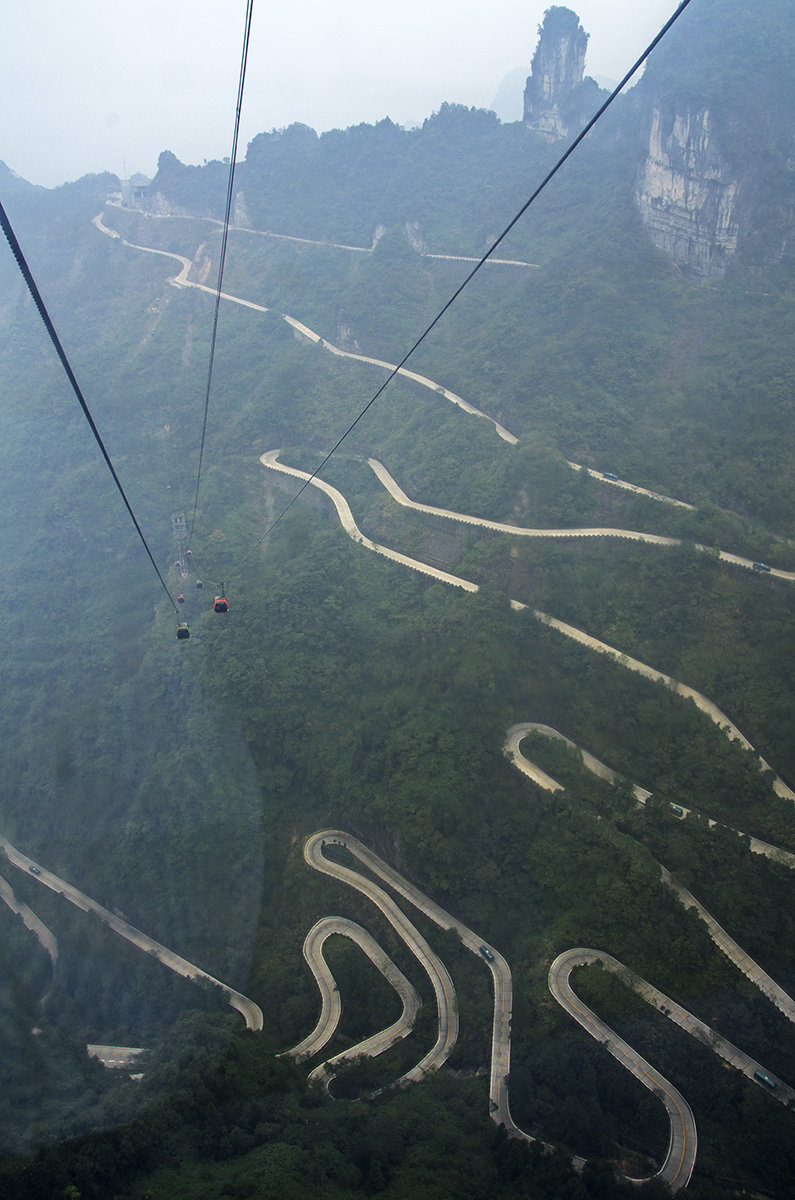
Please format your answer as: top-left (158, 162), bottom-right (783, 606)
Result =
top-left (213, 595), bottom-right (229, 613)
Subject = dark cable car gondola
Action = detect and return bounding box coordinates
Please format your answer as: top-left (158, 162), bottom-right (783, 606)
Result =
top-left (177, 594), bottom-right (185, 605)
top-left (196, 579), bottom-right (204, 589)
top-left (176, 622), bottom-right (190, 640)
top-left (214, 584), bottom-right (229, 613)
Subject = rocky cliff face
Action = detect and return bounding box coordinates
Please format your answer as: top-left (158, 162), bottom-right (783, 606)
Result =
top-left (630, 0), bottom-right (794, 279)
top-left (523, 7), bottom-right (588, 141)
top-left (634, 104), bottom-right (741, 279)
top-left (634, 98), bottom-right (795, 280)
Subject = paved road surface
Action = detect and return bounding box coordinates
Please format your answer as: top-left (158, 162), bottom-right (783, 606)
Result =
top-left (505, 721), bottom-right (652, 800)
top-left (0, 872), bottom-right (58, 964)
top-left (99, 207), bottom-right (795, 546)
top-left (303, 833), bottom-right (459, 1084)
top-left (661, 867), bottom-right (795, 1024)
top-left (263, 450), bottom-right (794, 804)
top-left (286, 915), bottom-right (420, 1086)
top-left (303, 832), bottom-right (520, 1132)
top-left (368, 458), bottom-right (795, 580)
top-left (109, 201), bottom-right (539, 267)
top-left (93, 213), bottom-right (516, 445)
top-left (505, 724), bottom-right (795, 869)
top-left (567, 461), bottom-right (695, 510)
top-left (550, 949), bottom-right (697, 1191)
top-left (533, 610), bottom-right (795, 803)
top-left (0, 834), bottom-right (263, 1031)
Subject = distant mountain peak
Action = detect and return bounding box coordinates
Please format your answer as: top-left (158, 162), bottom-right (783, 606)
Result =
top-left (523, 6), bottom-right (589, 141)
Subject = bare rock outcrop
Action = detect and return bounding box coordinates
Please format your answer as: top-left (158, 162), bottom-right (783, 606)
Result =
top-left (634, 104), bottom-right (741, 279)
top-left (523, 7), bottom-right (589, 141)
top-left (631, 0), bottom-right (794, 279)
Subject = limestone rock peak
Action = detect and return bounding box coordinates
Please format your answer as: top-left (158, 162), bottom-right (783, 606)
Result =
top-left (523, 7), bottom-right (589, 141)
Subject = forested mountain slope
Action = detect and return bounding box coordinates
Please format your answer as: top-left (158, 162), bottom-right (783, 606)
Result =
top-left (0, 2), bottom-right (793, 1197)
top-left (149, 0), bottom-right (795, 530)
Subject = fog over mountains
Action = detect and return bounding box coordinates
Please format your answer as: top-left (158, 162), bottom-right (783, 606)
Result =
top-left (0, 2), bottom-right (793, 1197)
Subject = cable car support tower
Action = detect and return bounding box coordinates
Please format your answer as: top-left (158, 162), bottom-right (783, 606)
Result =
top-left (172, 512), bottom-right (189, 580)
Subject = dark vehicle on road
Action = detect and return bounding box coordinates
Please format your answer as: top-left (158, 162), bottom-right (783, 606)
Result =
top-left (479, 945), bottom-right (495, 962)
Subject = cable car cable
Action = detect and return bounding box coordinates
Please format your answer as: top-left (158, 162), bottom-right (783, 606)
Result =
top-left (187, 0), bottom-right (255, 549)
top-left (0, 197), bottom-right (181, 616)
top-left (228, 0), bottom-right (695, 579)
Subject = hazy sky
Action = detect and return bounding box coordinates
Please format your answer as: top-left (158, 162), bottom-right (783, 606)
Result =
top-left (2, 1), bottom-right (680, 188)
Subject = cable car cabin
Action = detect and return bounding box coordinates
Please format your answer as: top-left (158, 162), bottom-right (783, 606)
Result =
top-left (177, 594), bottom-right (185, 605)
top-left (196, 580), bottom-right (204, 589)
top-left (214, 596), bottom-right (229, 613)
top-left (176, 622), bottom-right (190, 640)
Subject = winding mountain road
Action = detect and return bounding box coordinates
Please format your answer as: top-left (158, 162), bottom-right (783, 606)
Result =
top-left (302, 833), bottom-right (459, 1084)
top-left (96, 207), bottom-right (795, 553)
top-left (546, 903), bottom-right (795, 1187)
top-left (262, 449), bottom-right (795, 804)
top-left (89, 209), bottom-right (795, 1186)
top-left (505, 721), bottom-right (652, 801)
top-left (368, 458), bottom-right (795, 580)
top-left (261, 449), bottom-right (478, 593)
top-left (506, 723), bottom-right (795, 868)
top-left (298, 812), bottom-right (795, 1192)
top-left (510, 731), bottom-right (795, 1188)
top-left (98, 210), bottom-right (762, 506)
top-left (549, 949), bottom-right (697, 1191)
top-left (265, 453), bottom-right (795, 1185)
top-left (93, 213), bottom-right (516, 445)
top-left (287, 915), bottom-right (421, 1088)
top-left (510, 729), bottom-right (795, 1015)
top-left (109, 201), bottom-right (539, 268)
top-left (301, 832), bottom-right (519, 1131)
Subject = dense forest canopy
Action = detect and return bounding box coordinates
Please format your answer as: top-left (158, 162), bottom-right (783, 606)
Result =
top-left (0, 1), bottom-right (793, 1196)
